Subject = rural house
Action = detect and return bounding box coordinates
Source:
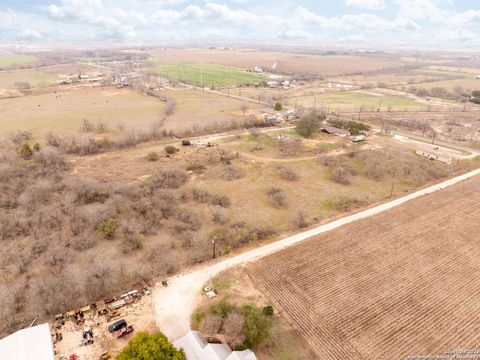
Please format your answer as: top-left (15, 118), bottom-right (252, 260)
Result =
top-left (174, 330), bottom-right (257, 360)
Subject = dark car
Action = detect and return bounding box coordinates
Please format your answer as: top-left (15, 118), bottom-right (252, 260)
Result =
top-left (108, 319), bottom-right (126, 333)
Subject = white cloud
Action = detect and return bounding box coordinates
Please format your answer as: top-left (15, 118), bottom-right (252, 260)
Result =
top-left (345, 0), bottom-right (385, 10)
top-left (0, 9), bottom-right (18, 28)
top-left (277, 29), bottom-right (314, 40)
top-left (295, 7), bottom-right (419, 32)
top-left (395, 0), bottom-right (445, 21)
top-left (449, 10), bottom-right (480, 29)
top-left (17, 28), bottom-right (42, 40)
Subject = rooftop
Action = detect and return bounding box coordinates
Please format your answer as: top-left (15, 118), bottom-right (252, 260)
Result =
top-left (0, 324), bottom-right (54, 360)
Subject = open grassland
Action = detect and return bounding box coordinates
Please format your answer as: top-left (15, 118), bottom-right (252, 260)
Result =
top-left (152, 62), bottom-right (263, 86)
top-left (151, 49), bottom-right (405, 76)
top-left (0, 69), bottom-right (56, 90)
top-left (247, 175), bottom-right (480, 359)
top-left (0, 87), bottom-right (166, 139)
top-left (289, 90), bottom-right (427, 111)
top-left (0, 54), bottom-right (36, 68)
top-left (0, 86), bottom-right (259, 141)
top-left (402, 77), bottom-right (480, 92)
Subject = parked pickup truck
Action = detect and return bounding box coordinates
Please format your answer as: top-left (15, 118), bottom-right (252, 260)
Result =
top-left (108, 319), bottom-right (126, 333)
top-left (115, 325), bottom-right (134, 338)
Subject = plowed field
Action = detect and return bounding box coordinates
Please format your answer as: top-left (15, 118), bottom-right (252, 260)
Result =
top-left (247, 175), bottom-right (480, 359)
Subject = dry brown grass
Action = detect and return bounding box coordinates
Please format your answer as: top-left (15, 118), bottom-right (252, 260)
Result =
top-left (247, 175), bottom-right (480, 359)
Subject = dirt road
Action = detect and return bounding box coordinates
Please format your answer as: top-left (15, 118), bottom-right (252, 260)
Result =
top-left (153, 167), bottom-right (480, 341)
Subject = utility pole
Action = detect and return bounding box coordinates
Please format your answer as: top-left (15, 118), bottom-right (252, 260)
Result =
top-left (432, 130), bottom-right (437, 145)
top-left (389, 183), bottom-right (394, 198)
top-left (212, 238), bottom-right (217, 259)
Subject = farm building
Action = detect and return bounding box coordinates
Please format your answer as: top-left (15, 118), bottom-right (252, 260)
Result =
top-left (174, 331), bottom-right (256, 360)
top-left (266, 81), bottom-right (278, 88)
top-left (0, 323), bottom-right (54, 360)
top-left (321, 125), bottom-right (351, 137)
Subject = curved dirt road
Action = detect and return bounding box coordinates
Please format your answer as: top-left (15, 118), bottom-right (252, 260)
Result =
top-left (154, 166), bottom-right (480, 341)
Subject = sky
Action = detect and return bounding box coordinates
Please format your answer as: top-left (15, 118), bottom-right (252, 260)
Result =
top-left (0, 0), bottom-right (479, 47)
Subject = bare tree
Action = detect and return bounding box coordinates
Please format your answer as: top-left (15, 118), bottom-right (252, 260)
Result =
top-left (165, 97), bottom-right (177, 116)
top-left (81, 118), bottom-right (93, 132)
top-left (240, 102), bottom-right (249, 117)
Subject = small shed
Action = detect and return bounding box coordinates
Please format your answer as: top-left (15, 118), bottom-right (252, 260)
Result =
top-left (96, 301), bottom-right (108, 315)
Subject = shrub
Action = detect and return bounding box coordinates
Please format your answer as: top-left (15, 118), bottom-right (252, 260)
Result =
top-left (240, 304), bottom-right (272, 349)
top-left (121, 234), bottom-right (145, 254)
top-left (117, 332), bottom-right (185, 360)
top-left (273, 102), bottom-right (282, 111)
top-left (296, 114), bottom-right (321, 138)
top-left (330, 196), bottom-right (365, 212)
top-left (147, 151), bottom-right (159, 161)
top-left (10, 130), bottom-right (32, 145)
top-left (327, 118), bottom-right (370, 135)
top-left (18, 142), bottom-right (33, 160)
top-left (267, 187), bottom-right (286, 208)
top-left (262, 305), bottom-right (274, 317)
top-left (292, 211), bottom-right (308, 229)
top-left (331, 166), bottom-right (352, 185)
top-left (96, 218), bottom-right (117, 239)
top-left (222, 165), bottom-right (245, 181)
top-left (150, 169), bottom-right (188, 189)
top-left (164, 145), bottom-right (179, 155)
top-left (277, 166), bottom-right (298, 181)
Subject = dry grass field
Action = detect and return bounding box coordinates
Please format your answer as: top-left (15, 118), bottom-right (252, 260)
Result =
top-left (247, 175), bottom-right (480, 359)
top-left (0, 53), bottom-right (37, 68)
top-left (162, 88), bottom-right (262, 132)
top-left (0, 86), bottom-right (255, 140)
top-left (0, 87), bottom-right (166, 139)
top-left (0, 69), bottom-right (55, 90)
top-left (151, 49), bottom-right (405, 76)
top-left (288, 90), bottom-right (427, 111)
top-left (404, 77), bottom-right (480, 92)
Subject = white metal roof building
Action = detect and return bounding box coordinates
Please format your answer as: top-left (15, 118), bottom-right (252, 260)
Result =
top-left (0, 323), bottom-right (54, 360)
top-left (174, 330), bottom-right (256, 360)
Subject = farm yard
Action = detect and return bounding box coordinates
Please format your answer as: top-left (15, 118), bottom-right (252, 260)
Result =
top-left (152, 62), bottom-right (263, 87)
top-left (247, 174), bottom-right (480, 359)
